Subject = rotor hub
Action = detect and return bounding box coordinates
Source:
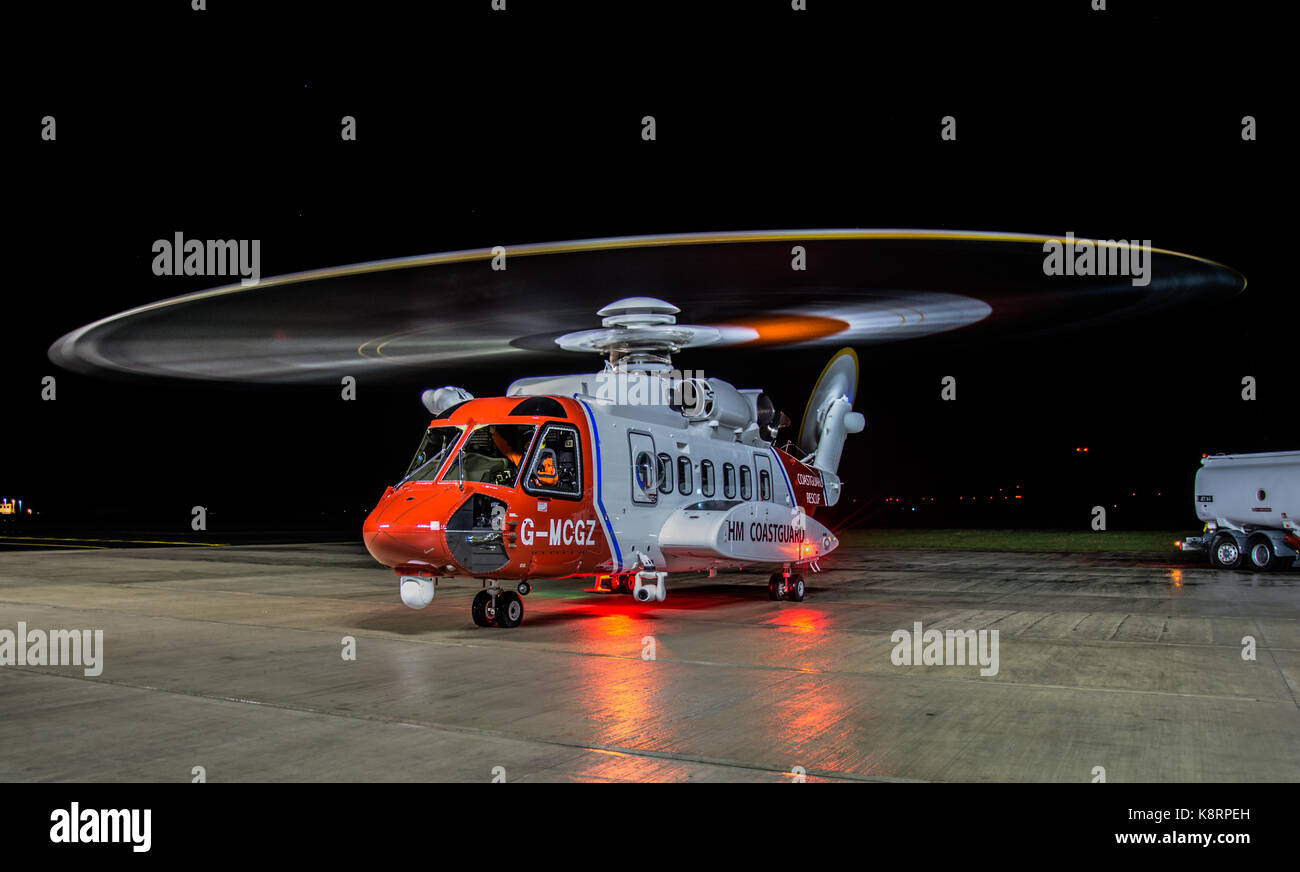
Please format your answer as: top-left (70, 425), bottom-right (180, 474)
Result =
top-left (556, 297), bottom-right (722, 368)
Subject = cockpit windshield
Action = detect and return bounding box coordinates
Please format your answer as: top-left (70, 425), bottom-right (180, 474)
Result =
top-left (442, 424), bottom-right (537, 488)
top-left (401, 426), bottom-right (463, 483)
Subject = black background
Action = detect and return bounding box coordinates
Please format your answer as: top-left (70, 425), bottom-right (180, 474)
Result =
top-left (4, 0), bottom-right (1290, 540)
top-left (4, 783), bottom-right (1284, 859)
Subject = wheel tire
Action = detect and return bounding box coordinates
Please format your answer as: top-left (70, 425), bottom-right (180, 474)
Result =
top-left (768, 573), bottom-right (784, 601)
top-left (788, 575), bottom-right (806, 602)
top-left (495, 590), bottom-right (524, 627)
top-left (1247, 535), bottom-right (1277, 572)
top-left (517, 581), bottom-right (531, 596)
top-left (491, 592), bottom-right (522, 628)
top-left (1210, 534), bottom-right (1243, 570)
top-left (471, 590), bottom-right (494, 627)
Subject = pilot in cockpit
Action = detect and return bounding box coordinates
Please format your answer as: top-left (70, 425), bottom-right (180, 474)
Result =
top-left (490, 425), bottom-right (523, 467)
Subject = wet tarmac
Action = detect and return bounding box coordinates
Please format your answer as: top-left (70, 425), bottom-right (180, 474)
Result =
top-left (0, 544), bottom-right (1296, 782)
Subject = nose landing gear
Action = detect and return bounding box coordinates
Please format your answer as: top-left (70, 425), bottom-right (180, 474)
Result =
top-left (472, 587), bottom-right (525, 628)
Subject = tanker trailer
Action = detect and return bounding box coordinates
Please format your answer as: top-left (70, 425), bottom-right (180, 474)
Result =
top-left (1176, 450), bottom-right (1300, 571)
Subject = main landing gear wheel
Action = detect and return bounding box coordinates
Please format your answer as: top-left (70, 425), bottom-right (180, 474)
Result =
top-left (1210, 534), bottom-right (1243, 569)
top-left (769, 572), bottom-right (806, 601)
top-left (471, 590), bottom-right (495, 627)
top-left (495, 590), bottom-right (524, 628)
top-left (768, 572), bottom-right (784, 600)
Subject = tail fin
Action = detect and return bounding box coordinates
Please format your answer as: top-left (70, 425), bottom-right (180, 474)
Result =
top-left (796, 348), bottom-right (865, 476)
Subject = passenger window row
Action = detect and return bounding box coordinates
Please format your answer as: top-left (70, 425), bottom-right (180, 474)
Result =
top-left (657, 454), bottom-right (772, 502)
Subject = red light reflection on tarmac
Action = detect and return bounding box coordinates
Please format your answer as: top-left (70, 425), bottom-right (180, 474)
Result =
top-left (757, 606), bottom-right (899, 777)
top-left (567, 624), bottom-right (671, 780)
top-left (759, 607), bottom-right (831, 671)
top-left (554, 593), bottom-right (901, 780)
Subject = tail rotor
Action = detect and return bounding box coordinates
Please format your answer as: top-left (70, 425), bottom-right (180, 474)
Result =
top-left (797, 348), bottom-right (865, 476)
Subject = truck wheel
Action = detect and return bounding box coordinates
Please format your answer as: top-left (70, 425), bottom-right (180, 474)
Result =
top-left (1210, 534), bottom-right (1243, 569)
top-left (1247, 535), bottom-right (1279, 572)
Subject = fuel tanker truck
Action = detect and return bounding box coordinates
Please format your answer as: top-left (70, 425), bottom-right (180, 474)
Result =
top-left (1177, 450), bottom-right (1300, 571)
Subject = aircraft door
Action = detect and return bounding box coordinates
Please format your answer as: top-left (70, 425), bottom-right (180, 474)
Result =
top-left (628, 431), bottom-right (658, 505)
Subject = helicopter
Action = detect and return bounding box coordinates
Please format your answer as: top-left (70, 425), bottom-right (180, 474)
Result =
top-left (362, 296), bottom-right (865, 627)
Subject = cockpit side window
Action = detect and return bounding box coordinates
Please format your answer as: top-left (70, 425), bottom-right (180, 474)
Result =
top-left (401, 426), bottom-right (464, 483)
top-left (523, 423), bottom-right (582, 499)
top-left (442, 424), bottom-right (537, 487)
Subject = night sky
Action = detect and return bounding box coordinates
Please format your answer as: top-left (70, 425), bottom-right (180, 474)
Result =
top-left (5, 2), bottom-right (1287, 539)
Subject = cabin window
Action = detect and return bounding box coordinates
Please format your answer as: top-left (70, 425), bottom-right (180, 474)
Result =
top-left (740, 465), bottom-right (753, 501)
top-left (760, 469), bottom-right (772, 502)
top-left (657, 452), bottom-right (673, 494)
top-left (723, 463), bottom-right (736, 499)
top-left (522, 423), bottom-right (581, 499)
top-left (700, 460), bottom-right (715, 497)
top-left (677, 456), bottom-right (693, 495)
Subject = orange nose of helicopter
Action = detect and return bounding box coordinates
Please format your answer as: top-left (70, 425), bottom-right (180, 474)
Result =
top-left (362, 486), bottom-right (454, 570)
